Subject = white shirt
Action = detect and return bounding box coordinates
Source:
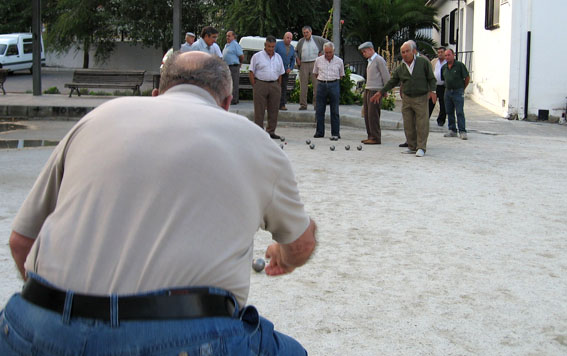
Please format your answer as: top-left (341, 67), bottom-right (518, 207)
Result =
top-left (434, 59), bottom-right (447, 85)
top-left (368, 52), bottom-right (378, 63)
top-left (249, 50), bottom-right (285, 81)
top-left (313, 55), bottom-right (345, 81)
top-left (404, 56), bottom-right (416, 74)
top-left (191, 39), bottom-right (223, 58)
top-left (301, 39), bottom-right (319, 62)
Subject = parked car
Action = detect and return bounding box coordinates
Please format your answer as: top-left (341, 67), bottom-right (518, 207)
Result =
top-left (0, 33), bottom-right (45, 73)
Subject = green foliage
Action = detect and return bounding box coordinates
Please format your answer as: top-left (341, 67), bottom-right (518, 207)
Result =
top-left (43, 0), bottom-right (117, 68)
top-left (43, 86), bottom-right (61, 95)
top-left (115, 0), bottom-right (206, 53)
top-left (0, 0), bottom-right (32, 33)
top-left (289, 80), bottom-right (312, 104)
top-left (340, 66), bottom-right (362, 105)
top-left (381, 91), bottom-right (396, 111)
top-left (343, 0), bottom-right (438, 55)
top-left (224, 0), bottom-right (333, 38)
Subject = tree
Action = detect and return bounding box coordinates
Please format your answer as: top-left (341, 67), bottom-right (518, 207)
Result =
top-left (0, 0), bottom-right (32, 33)
top-left (223, 0), bottom-right (333, 38)
top-left (343, 0), bottom-right (438, 57)
top-left (43, 0), bottom-right (117, 68)
top-left (115, 0), bottom-right (206, 54)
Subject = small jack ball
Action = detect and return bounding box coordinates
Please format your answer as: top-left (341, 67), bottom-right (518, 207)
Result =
top-left (252, 258), bottom-right (265, 272)
top-left (330, 145), bottom-right (335, 151)
top-left (345, 145), bottom-right (350, 150)
top-left (309, 143), bottom-right (315, 149)
top-left (306, 139), bottom-right (311, 145)
top-left (280, 136), bottom-right (285, 142)
top-left (357, 145), bottom-right (363, 151)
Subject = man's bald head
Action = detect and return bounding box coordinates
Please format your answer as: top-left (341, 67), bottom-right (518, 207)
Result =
top-left (158, 51), bottom-right (232, 107)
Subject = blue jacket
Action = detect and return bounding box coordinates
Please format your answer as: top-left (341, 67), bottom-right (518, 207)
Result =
top-left (275, 41), bottom-right (295, 72)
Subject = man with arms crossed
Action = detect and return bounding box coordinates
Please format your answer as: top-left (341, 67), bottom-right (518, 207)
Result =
top-left (2, 51), bottom-right (316, 355)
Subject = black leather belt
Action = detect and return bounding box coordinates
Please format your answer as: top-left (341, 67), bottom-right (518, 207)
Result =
top-left (21, 278), bottom-right (236, 321)
top-left (256, 79), bottom-right (277, 83)
top-left (228, 64), bottom-right (240, 67)
top-left (318, 79), bottom-right (338, 83)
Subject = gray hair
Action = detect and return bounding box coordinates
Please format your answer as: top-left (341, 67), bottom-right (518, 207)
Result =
top-left (302, 25), bottom-right (312, 32)
top-left (323, 42), bottom-right (334, 51)
top-left (403, 40), bottom-right (417, 51)
top-left (160, 51), bottom-right (232, 104)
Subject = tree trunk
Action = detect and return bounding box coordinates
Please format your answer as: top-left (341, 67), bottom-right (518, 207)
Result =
top-left (83, 41), bottom-right (90, 69)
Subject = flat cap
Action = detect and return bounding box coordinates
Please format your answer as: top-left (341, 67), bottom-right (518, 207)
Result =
top-left (186, 32), bottom-right (196, 37)
top-left (358, 42), bottom-right (374, 51)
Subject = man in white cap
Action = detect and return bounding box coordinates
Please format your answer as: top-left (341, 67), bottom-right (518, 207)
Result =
top-left (358, 41), bottom-right (390, 145)
top-left (180, 32), bottom-right (196, 52)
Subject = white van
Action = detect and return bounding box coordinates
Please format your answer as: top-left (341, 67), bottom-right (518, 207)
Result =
top-left (0, 33), bottom-right (46, 73)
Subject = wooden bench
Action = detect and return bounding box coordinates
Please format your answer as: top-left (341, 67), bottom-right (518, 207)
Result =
top-left (239, 73), bottom-right (297, 91)
top-left (0, 69), bottom-right (8, 95)
top-left (64, 69), bottom-right (146, 97)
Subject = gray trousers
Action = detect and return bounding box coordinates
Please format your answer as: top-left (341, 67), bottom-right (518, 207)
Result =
top-left (363, 89), bottom-right (382, 142)
top-left (229, 64), bottom-right (240, 104)
top-left (299, 61), bottom-right (318, 108)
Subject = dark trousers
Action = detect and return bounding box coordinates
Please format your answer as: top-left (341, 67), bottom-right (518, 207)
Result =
top-left (315, 80), bottom-right (340, 137)
top-left (229, 64), bottom-right (240, 104)
top-left (253, 80), bottom-right (281, 134)
top-left (428, 84), bottom-right (446, 125)
top-left (279, 72), bottom-right (289, 107)
top-left (363, 89), bottom-right (382, 142)
top-left (445, 87), bottom-right (467, 133)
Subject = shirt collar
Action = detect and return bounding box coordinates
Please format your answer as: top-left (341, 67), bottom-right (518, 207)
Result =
top-left (368, 53), bottom-right (378, 63)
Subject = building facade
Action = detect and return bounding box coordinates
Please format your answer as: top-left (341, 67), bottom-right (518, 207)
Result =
top-left (427, 0), bottom-right (566, 121)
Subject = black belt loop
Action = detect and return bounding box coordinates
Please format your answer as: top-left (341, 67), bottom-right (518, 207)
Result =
top-left (21, 278), bottom-right (236, 322)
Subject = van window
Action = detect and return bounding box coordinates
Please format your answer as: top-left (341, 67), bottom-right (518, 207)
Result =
top-left (0, 44), bottom-right (7, 55)
top-left (23, 39), bottom-right (33, 54)
top-left (6, 45), bottom-right (19, 56)
top-left (242, 50), bottom-right (259, 65)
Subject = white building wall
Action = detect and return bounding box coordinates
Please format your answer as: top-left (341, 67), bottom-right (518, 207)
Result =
top-left (470, 0), bottom-right (513, 117)
top-left (524, 0), bottom-right (567, 120)
top-left (46, 41), bottom-right (164, 73)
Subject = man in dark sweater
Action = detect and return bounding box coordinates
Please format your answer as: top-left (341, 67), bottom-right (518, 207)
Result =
top-left (371, 40), bottom-right (437, 157)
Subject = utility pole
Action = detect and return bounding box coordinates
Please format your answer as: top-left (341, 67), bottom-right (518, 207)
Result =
top-left (32, 0), bottom-right (42, 96)
top-left (173, 0), bottom-right (181, 51)
top-left (332, 0), bottom-right (341, 55)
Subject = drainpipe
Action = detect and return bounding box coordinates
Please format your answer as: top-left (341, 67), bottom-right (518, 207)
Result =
top-left (524, 31), bottom-right (531, 120)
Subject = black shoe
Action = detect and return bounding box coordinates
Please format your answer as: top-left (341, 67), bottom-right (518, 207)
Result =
top-left (330, 136), bottom-right (340, 141)
top-left (313, 134), bottom-right (324, 138)
top-left (269, 133), bottom-right (281, 140)
top-left (399, 142), bottom-right (409, 147)
top-left (437, 119), bottom-right (445, 126)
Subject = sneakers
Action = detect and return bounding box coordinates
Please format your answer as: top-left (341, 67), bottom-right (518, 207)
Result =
top-left (444, 131), bottom-right (458, 137)
top-left (459, 132), bottom-right (468, 140)
top-left (415, 149), bottom-right (425, 157)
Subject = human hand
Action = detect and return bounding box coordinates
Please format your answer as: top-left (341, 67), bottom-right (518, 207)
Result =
top-left (286, 69), bottom-right (291, 74)
top-left (370, 92), bottom-right (383, 104)
top-left (430, 92), bottom-right (437, 105)
top-left (265, 243), bottom-right (296, 276)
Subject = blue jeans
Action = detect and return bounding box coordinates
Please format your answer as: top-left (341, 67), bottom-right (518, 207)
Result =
top-left (444, 87), bottom-right (466, 133)
top-left (0, 292), bottom-right (307, 355)
top-left (315, 80), bottom-right (340, 137)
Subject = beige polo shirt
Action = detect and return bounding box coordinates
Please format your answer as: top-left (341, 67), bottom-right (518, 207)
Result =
top-left (313, 55), bottom-right (345, 81)
top-left (14, 84), bottom-right (310, 306)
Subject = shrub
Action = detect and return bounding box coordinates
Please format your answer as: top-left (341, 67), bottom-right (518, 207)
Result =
top-left (382, 91), bottom-right (396, 111)
top-left (43, 86), bottom-right (60, 94)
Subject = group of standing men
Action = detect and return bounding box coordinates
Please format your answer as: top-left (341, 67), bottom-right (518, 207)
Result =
top-left (249, 26), bottom-right (345, 140)
top-left (181, 26), bottom-right (243, 105)
top-left (363, 40), bottom-right (469, 157)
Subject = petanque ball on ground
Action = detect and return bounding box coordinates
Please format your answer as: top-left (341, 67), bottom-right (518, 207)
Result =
top-left (252, 258), bottom-right (265, 272)
top-left (345, 145), bottom-right (350, 150)
top-left (357, 145), bottom-right (363, 151)
top-left (330, 145), bottom-right (335, 151)
top-left (309, 143), bottom-right (315, 149)
top-left (306, 139), bottom-right (311, 145)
